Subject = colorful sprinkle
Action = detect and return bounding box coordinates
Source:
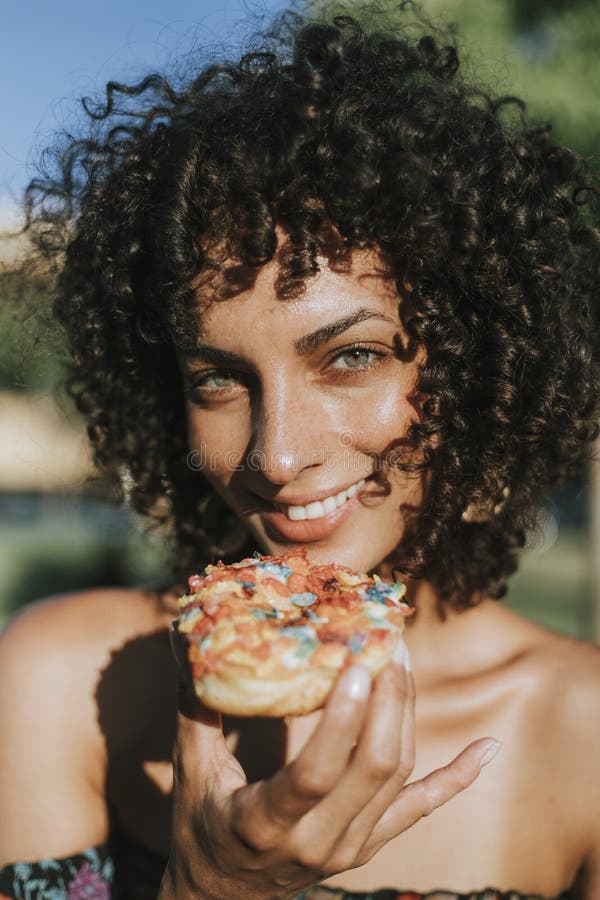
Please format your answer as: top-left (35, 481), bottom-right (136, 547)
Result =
top-left (294, 638), bottom-right (320, 658)
top-left (347, 632), bottom-right (368, 653)
top-left (306, 609), bottom-right (329, 623)
top-left (254, 562), bottom-right (293, 582)
top-left (279, 624), bottom-right (317, 641)
top-left (251, 608), bottom-right (279, 620)
top-left (291, 592), bottom-right (317, 607)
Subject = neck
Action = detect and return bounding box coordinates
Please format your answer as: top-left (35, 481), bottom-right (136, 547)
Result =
top-left (391, 575), bottom-right (514, 688)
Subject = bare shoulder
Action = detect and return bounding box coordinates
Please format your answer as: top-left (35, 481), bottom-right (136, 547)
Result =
top-left (0, 586), bottom-right (174, 864)
top-left (516, 616), bottom-right (600, 895)
top-left (2, 581), bottom-right (176, 641)
top-left (490, 600), bottom-right (600, 693)
top-left (0, 584), bottom-right (178, 757)
top-left (524, 619), bottom-right (600, 719)
top-left (487, 603), bottom-right (600, 793)
top-left (536, 626), bottom-right (600, 786)
top-left (482, 607), bottom-right (599, 895)
top-left (509, 610), bottom-right (600, 738)
top-left (0, 585), bottom-right (173, 710)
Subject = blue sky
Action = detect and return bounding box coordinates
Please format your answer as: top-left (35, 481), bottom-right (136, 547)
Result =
top-left (0, 0), bottom-right (288, 224)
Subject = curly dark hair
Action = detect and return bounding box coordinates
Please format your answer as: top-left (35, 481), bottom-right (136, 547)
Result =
top-left (22, 2), bottom-right (600, 611)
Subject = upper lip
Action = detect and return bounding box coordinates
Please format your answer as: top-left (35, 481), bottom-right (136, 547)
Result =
top-left (254, 475), bottom-right (371, 508)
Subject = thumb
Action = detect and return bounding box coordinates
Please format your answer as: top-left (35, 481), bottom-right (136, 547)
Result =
top-left (170, 620), bottom-right (219, 723)
top-left (170, 621), bottom-right (245, 790)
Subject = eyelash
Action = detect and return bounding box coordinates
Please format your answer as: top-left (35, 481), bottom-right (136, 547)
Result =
top-left (187, 342), bottom-right (389, 399)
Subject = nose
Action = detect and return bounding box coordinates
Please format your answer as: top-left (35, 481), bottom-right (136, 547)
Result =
top-left (248, 382), bottom-right (328, 485)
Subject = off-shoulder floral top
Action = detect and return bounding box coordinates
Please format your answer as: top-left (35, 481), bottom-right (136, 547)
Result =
top-left (0, 844), bottom-right (576, 899)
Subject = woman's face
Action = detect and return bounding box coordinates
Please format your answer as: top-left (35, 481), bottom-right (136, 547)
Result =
top-left (180, 249), bottom-right (426, 575)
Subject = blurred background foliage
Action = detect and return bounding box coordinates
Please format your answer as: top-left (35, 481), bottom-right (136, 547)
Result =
top-left (0, 267), bottom-right (64, 392)
top-left (0, 0), bottom-right (598, 635)
top-left (311, 0), bottom-right (600, 164)
top-left (423, 0), bottom-right (600, 163)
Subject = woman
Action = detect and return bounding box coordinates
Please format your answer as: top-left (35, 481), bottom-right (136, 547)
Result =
top-left (1, 5), bottom-right (599, 899)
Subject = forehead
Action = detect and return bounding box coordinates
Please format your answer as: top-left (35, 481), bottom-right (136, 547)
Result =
top-left (196, 247), bottom-right (403, 338)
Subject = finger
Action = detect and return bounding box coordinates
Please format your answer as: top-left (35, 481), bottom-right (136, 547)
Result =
top-left (169, 623), bottom-right (245, 793)
top-left (328, 665), bottom-right (416, 866)
top-left (231, 665), bottom-right (372, 853)
top-left (295, 656), bottom-right (412, 865)
top-left (362, 737), bottom-right (503, 859)
top-left (170, 621), bottom-right (218, 722)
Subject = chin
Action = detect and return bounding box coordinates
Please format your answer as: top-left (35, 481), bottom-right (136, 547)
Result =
top-left (246, 519), bottom-right (390, 576)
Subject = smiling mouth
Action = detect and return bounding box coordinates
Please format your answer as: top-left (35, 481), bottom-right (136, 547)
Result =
top-left (271, 477), bottom-right (367, 521)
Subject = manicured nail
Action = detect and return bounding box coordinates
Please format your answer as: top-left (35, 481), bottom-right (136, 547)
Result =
top-left (392, 637), bottom-right (411, 671)
top-left (169, 621), bottom-right (184, 667)
top-left (479, 740), bottom-right (503, 768)
top-left (342, 665), bottom-right (371, 700)
top-left (170, 621), bottom-right (193, 691)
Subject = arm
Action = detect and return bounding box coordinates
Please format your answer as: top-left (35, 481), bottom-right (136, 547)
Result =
top-left (0, 597), bottom-right (109, 867)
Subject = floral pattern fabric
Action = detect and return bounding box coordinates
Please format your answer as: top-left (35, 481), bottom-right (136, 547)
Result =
top-left (0, 845), bottom-right (114, 899)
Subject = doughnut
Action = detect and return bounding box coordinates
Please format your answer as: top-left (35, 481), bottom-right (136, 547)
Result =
top-left (176, 546), bottom-right (413, 717)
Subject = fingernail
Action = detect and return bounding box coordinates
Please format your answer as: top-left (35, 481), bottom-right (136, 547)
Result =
top-left (342, 665), bottom-right (371, 700)
top-left (392, 637), bottom-right (411, 671)
top-left (170, 621), bottom-right (193, 691)
top-left (479, 739), bottom-right (503, 768)
top-left (169, 621), bottom-right (184, 668)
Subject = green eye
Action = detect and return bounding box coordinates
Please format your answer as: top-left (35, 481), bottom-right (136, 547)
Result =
top-left (188, 369), bottom-right (244, 399)
top-left (196, 371), bottom-right (239, 389)
top-left (331, 347), bottom-right (379, 369)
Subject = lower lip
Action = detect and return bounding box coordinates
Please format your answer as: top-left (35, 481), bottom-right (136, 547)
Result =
top-left (260, 488), bottom-right (366, 543)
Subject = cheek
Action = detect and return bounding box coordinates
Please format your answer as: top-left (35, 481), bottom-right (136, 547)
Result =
top-left (348, 381), bottom-right (420, 449)
top-left (185, 404), bottom-right (250, 486)
top-left (375, 387), bottom-right (414, 427)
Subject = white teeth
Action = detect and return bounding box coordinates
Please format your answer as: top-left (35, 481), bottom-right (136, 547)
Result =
top-left (322, 496), bottom-right (338, 515)
top-left (280, 478), bottom-right (366, 521)
top-left (288, 506), bottom-right (307, 521)
top-left (304, 500), bottom-right (325, 520)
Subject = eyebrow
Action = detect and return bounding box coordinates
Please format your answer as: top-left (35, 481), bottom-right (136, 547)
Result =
top-left (187, 308), bottom-right (396, 364)
top-left (295, 308), bottom-right (396, 354)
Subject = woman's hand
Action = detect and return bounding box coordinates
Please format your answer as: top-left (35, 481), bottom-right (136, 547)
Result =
top-left (160, 636), bottom-right (500, 900)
